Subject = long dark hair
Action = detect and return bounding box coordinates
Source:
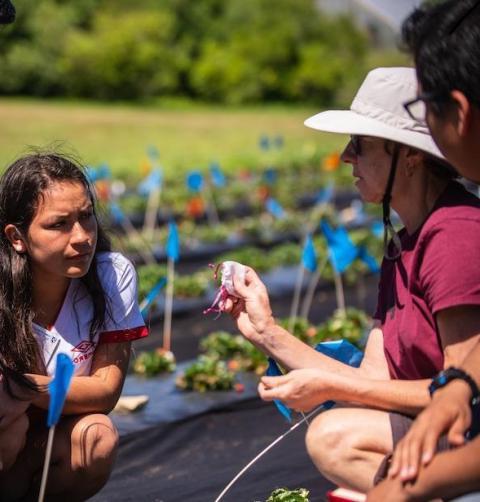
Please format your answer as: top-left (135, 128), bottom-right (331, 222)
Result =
top-left (0, 153), bottom-right (111, 380)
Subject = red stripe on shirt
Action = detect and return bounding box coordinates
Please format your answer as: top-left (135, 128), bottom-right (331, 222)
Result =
top-left (98, 325), bottom-right (149, 344)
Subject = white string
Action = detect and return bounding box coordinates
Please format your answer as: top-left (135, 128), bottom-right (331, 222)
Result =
top-left (214, 404), bottom-right (325, 502)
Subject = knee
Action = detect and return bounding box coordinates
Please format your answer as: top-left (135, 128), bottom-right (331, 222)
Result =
top-left (71, 414), bottom-right (119, 491)
top-left (0, 413), bottom-right (29, 472)
top-left (305, 410), bottom-right (354, 475)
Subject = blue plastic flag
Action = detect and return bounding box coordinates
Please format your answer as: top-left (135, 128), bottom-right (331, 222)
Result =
top-left (210, 162), bottom-right (226, 188)
top-left (147, 145), bottom-right (160, 162)
top-left (166, 221), bottom-right (180, 262)
top-left (263, 167), bottom-right (277, 185)
top-left (266, 358), bottom-right (292, 422)
top-left (274, 135), bottom-right (284, 149)
top-left (186, 171), bottom-right (204, 192)
top-left (47, 354), bottom-right (74, 427)
top-left (320, 221), bottom-right (358, 273)
top-left (302, 235), bottom-right (317, 272)
top-left (97, 163), bottom-right (112, 180)
top-left (321, 221), bottom-right (379, 273)
top-left (85, 166), bottom-right (99, 183)
top-left (259, 134), bottom-right (270, 151)
top-left (141, 277), bottom-right (167, 317)
top-left (371, 220), bottom-right (384, 238)
top-left (358, 246), bottom-right (380, 273)
top-left (110, 202), bottom-right (125, 225)
top-left (316, 182), bottom-right (335, 205)
top-left (138, 168), bottom-right (162, 196)
top-left (265, 198), bottom-right (285, 219)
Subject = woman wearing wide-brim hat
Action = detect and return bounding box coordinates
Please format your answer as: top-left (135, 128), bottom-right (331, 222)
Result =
top-left (226, 67), bottom-right (480, 491)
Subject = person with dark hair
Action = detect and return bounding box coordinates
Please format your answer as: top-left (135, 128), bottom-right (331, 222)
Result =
top-left (226, 67), bottom-right (480, 493)
top-left (0, 153), bottom-right (148, 500)
top-left (367, 1), bottom-right (480, 500)
top-left (0, 0), bottom-right (15, 25)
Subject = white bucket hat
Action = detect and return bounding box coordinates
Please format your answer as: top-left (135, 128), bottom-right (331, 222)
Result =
top-left (304, 67), bottom-right (445, 160)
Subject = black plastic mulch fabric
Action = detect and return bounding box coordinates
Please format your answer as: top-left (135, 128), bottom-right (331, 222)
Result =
top-left (91, 399), bottom-right (334, 502)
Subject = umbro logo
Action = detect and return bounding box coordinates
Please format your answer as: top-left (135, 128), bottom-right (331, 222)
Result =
top-left (72, 341), bottom-right (95, 353)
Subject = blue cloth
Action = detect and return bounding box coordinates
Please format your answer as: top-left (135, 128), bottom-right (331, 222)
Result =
top-left (268, 340), bottom-right (364, 422)
top-left (267, 358), bottom-right (292, 422)
top-left (48, 354), bottom-right (74, 427)
top-left (302, 234), bottom-right (317, 272)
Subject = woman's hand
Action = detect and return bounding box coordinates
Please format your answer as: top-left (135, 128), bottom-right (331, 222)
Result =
top-left (388, 379), bottom-right (472, 482)
top-left (223, 267), bottom-right (276, 342)
top-left (258, 368), bottom-right (334, 412)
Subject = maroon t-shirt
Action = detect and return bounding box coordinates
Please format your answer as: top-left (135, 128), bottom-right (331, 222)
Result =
top-left (375, 182), bottom-right (480, 380)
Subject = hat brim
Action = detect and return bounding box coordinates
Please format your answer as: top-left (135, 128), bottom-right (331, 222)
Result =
top-left (305, 110), bottom-right (445, 160)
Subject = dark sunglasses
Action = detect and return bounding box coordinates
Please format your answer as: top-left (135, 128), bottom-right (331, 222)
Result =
top-left (349, 135), bottom-right (363, 156)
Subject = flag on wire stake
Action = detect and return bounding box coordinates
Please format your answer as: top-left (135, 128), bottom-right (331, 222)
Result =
top-left (320, 220), bottom-right (379, 313)
top-left (210, 162), bottom-right (226, 188)
top-left (288, 235), bottom-right (317, 333)
top-left (109, 202), bottom-right (156, 265)
top-left (140, 277), bottom-right (167, 317)
top-left (265, 197), bottom-right (285, 219)
top-left (163, 221), bottom-right (180, 352)
top-left (139, 168), bottom-right (163, 238)
top-left (38, 354), bottom-right (74, 502)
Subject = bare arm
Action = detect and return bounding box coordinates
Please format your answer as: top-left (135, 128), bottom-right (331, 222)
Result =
top-left (368, 436), bottom-right (480, 502)
top-left (388, 305), bottom-right (480, 482)
top-left (27, 341), bottom-right (131, 415)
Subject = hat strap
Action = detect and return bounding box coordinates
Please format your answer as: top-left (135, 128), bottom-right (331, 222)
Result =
top-left (382, 144), bottom-right (402, 260)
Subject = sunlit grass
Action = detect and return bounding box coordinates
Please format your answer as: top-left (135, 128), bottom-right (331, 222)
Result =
top-left (0, 98), bottom-right (347, 180)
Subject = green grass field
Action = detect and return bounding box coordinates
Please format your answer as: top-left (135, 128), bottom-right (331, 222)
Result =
top-left (0, 98), bottom-right (347, 180)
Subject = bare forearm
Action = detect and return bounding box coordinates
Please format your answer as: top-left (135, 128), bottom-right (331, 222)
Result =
top-left (27, 374), bottom-right (122, 415)
top-left (325, 374), bottom-right (431, 415)
top-left (403, 438), bottom-right (480, 501)
top-left (253, 322), bottom-right (359, 377)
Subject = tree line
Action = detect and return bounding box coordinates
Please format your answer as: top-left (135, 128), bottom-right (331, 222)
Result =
top-left (0, 0), bottom-right (374, 105)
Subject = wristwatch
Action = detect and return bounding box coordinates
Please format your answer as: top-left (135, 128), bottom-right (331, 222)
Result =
top-left (429, 367), bottom-right (479, 400)
top-left (429, 366), bottom-right (480, 439)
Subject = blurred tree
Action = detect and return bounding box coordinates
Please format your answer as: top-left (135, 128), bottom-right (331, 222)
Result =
top-left (0, 0), bottom-right (383, 104)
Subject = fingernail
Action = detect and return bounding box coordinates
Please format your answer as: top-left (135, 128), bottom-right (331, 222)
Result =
top-left (400, 468), bottom-right (409, 479)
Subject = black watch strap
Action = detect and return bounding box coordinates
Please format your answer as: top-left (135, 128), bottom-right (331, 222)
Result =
top-left (429, 366), bottom-right (480, 403)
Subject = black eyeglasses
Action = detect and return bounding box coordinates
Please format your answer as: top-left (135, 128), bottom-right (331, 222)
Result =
top-left (350, 135), bottom-right (363, 156)
top-left (403, 92), bottom-right (449, 122)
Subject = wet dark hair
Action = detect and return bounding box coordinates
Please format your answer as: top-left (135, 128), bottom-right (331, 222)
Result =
top-left (0, 153), bottom-right (111, 388)
top-left (402, 0), bottom-right (480, 113)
